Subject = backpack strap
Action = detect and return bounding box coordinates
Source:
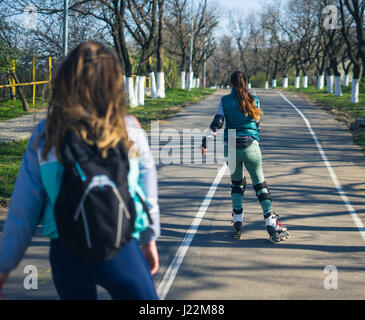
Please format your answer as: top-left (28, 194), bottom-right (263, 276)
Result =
top-left (135, 191), bottom-right (153, 225)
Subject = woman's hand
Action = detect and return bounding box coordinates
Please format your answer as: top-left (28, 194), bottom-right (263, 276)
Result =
top-left (201, 147), bottom-right (207, 155)
top-left (0, 273), bottom-right (9, 299)
top-left (140, 241), bottom-right (159, 275)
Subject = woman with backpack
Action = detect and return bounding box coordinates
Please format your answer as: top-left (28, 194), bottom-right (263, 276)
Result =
top-left (0, 41), bottom-right (160, 300)
top-left (202, 71), bottom-right (289, 243)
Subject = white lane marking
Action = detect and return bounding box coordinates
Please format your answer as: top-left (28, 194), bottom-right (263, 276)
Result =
top-left (278, 91), bottom-right (365, 241)
top-left (156, 163), bottom-right (228, 300)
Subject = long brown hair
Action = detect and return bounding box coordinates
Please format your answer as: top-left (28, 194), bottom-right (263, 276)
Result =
top-left (230, 71), bottom-right (262, 121)
top-left (42, 40), bottom-right (133, 160)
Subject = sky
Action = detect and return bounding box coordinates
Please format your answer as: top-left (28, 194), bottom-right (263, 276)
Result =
top-left (213, 0), bottom-right (269, 35)
top-left (216, 0), bottom-right (265, 12)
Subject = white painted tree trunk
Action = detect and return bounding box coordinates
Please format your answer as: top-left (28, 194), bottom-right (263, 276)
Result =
top-left (272, 79), bottom-right (277, 88)
top-left (180, 71), bottom-right (186, 89)
top-left (302, 76), bottom-right (308, 88)
top-left (149, 72), bottom-right (158, 99)
top-left (187, 72), bottom-right (194, 90)
top-left (326, 75), bottom-right (334, 93)
top-left (156, 72), bottom-right (165, 98)
top-left (343, 74), bottom-right (349, 87)
top-left (334, 76), bottom-right (342, 97)
top-left (137, 76), bottom-right (145, 106)
top-left (126, 77), bottom-right (137, 108)
top-left (351, 79), bottom-right (359, 103)
top-left (196, 78), bottom-right (200, 88)
top-left (294, 76), bottom-right (300, 88)
top-left (134, 76), bottom-right (140, 103)
top-left (317, 75), bottom-right (324, 90)
top-left (265, 81), bottom-right (269, 89)
top-left (248, 82), bottom-right (252, 89)
top-left (283, 77), bottom-right (288, 88)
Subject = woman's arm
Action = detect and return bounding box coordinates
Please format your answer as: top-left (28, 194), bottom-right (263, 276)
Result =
top-left (136, 129), bottom-right (160, 243)
top-left (202, 98), bottom-right (225, 154)
top-left (0, 122), bottom-right (46, 276)
top-left (125, 115), bottom-right (160, 243)
top-left (126, 116), bottom-right (160, 275)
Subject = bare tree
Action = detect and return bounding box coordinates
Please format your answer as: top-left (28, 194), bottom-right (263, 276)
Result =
top-left (339, 0), bottom-right (364, 102)
top-left (156, 0), bottom-right (166, 97)
top-left (0, 12), bottom-right (29, 111)
top-left (165, 0), bottom-right (218, 89)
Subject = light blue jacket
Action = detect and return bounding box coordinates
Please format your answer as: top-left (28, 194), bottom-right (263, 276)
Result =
top-left (0, 116), bottom-right (160, 274)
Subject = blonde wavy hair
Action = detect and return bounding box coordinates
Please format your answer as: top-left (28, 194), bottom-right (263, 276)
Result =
top-left (42, 40), bottom-right (133, 161)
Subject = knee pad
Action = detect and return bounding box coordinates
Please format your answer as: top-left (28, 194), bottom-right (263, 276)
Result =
top-left (253, 181), bottom-right (272, 203)
top-left (231, 177), bottom-right (247, 196)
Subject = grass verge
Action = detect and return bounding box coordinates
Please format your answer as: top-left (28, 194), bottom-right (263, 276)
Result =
top-left (283, 85), bottom-right (365, 155)
top-left (0, 97), bottom-right (47, 121)
top-left (0, 139), bottom-right (28, 207)
top-left (0, 88), bottom-right (215, 207)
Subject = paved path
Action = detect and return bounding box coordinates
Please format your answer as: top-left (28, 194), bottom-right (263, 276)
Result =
top-left (154, 89), bottom-right (365, 300)
top-left (0, 111), bottom-right (47, 144)
top-left (1, 89), bottom-right (365, 300)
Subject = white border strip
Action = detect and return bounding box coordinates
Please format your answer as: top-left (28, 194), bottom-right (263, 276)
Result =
top-left (156, 163), bottom-right (228, 300)
top-left (278, 91), bottom-right (365, 241)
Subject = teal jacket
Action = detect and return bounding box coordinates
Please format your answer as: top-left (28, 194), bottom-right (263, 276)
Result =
top-left (221, 88), bottom-right (260, 142)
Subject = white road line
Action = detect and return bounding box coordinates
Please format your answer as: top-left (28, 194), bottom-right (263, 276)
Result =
top-left (278, 91), bottom-right (365, 242)
top-left (156, 163), bottom-right (228, 300)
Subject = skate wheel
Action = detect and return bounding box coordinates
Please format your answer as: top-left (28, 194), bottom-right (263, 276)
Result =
top-left (280, 232), bottom-right (290, 240)
top-left (269, 234), bottom-right (281, 243)
top-left (232, 230), bottom-right (242, 240)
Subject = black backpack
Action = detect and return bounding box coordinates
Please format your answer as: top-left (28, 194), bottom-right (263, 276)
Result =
top-left (54, 130), bottom-right (137, 262)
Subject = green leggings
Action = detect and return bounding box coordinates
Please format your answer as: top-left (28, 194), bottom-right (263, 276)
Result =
top-left (225, 140), bottom-right (273, 214)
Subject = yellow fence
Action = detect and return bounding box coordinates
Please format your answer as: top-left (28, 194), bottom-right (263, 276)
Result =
top-left (0, 57), bottom-right (153, 107)
top-left (0, 57), bottom-right (52, 106)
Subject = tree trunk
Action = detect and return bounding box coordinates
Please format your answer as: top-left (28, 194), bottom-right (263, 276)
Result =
top-left (156, 0), bottom-right (165, 73)
top-left (10, 69), bottom-right (29, 112)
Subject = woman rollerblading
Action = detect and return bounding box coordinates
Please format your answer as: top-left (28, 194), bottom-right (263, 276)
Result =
top-left (202, 71), bottom-right (289, 243)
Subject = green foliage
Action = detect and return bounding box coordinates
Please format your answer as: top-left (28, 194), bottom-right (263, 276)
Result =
top-left (0, 42), bottom-right (17, 74)
top-left (0, 139), bottom-right (28, 203)
top-left (164, 56), bottom-right (179, 89)
top-left (250, 72), bottom-right (266, 88)
top-left (0, 17), bottom-right (20, 73)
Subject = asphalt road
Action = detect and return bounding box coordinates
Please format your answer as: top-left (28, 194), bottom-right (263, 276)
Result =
top-left (1, 88), bottom-right (365, 300)
top-left (154, 88), bottom-right (365, 300)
